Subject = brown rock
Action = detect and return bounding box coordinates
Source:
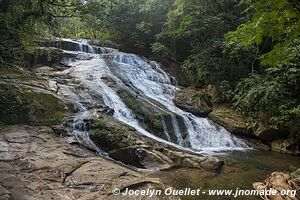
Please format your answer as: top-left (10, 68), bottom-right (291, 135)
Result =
top-left (209, 106), bottom-right (252, 136)
top-left (0, 185), bottom-right (10, 200)
top-left (173, 88), bottom-right (212, 117)
top-left (255, 123), bottom-right (289, 142)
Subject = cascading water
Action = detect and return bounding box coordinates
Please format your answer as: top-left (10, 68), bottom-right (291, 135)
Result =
top-left (106, 53), bottom-right (247, 151)
top-left (55, 38), bottom-right (248, 154)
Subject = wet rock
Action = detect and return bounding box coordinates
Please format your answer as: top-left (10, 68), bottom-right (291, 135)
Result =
top-left (0, 142), bottom-right (9, 153)
top-left (90, 115), bottom-right (137, 151)
top-left (27, 47), bottom-right (63, 67)
top-left (109, 146), bottom-right (173, 170)
top-left (209, 106), bottom-right (252, 136)
top-left (109, 146), bottom-right (144, 168)
top-left (96, 105), bottom-right (115, 116)
top-left (108, 146), bottom-right (222, 171)
top-left (35, 66), bottom-right (56, 75)
top-left (54, 40), bottom-right (82, 51)
top-left (162, 149), bottom-right (223, 170)
top-left (244, 139), bottom-right (271, 151)
top-left (117, 88), bottom-right (171, 141)
top-left (173, 88), bottom-right (212, 117)
top-left (106, 108), bottom-right (114, 116)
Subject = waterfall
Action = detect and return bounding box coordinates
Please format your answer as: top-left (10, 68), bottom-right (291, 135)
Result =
top-left (55, 38), bottom-right (248, 154)
top-left (106, 53), bottom-right (247, 151)
top-left (161, 117), bottom-right (172, 142)
top-left (171, 115), bottom-right (183, 146)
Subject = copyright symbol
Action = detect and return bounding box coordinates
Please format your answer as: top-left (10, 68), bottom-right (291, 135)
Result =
top-left (112, 188), bottom-right (120, 195)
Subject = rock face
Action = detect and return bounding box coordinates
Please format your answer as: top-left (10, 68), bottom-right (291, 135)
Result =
top-left (90, 114), bottom-right (223, 171)
top-left (0, 80), bottom-right (69, 126)
top-left (255, 123), bottom-right (289, 142)
top-left (173, 88), bottom-right (212, 117)
top-left (271, 132), bottom-right (300, 156)
top-left (116, 88), bottom-right (187, 143)
top-left (208, 106), bottom-right (298, 154)
top-left (0, 185), bottom-right (10, 200)
top-left (0, 125), bottom-right (178, 200)
top-left (209, 106), bottom-right (252, 136)
top-left (90, 115), bottom-right (137, 151)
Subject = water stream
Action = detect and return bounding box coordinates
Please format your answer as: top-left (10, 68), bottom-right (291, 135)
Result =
top-left (54, 39), bottom-right (248, 155)
top-left (50, 39), bottom-right (299, 199)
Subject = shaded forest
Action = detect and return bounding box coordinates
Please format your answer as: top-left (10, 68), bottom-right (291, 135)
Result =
top-left (1, 0), bottom-right (299, 131)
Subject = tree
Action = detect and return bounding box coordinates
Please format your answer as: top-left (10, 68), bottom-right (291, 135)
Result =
top-left (227, 0), bottom-right (300, 128)
top-left (0, 0), bottom-right (82, 65)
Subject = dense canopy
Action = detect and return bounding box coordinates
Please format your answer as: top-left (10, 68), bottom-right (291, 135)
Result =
top-left (1, 0), bottom-right (299, 130)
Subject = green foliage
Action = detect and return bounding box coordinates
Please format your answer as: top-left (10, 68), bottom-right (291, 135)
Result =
top-left (162, 0), bottom-right (255, 85)
top-left (226, 0), bottom-right (300, 128)
top-left (233, 65), bottom-right (300, 128)
top-left (151, 42), bottom-right (169, 57)
top-left (0, 0), bottom-right (83, 65)
top-left (226, 0), bottom-right (300, 67)
top-left (1, 0), bottom-right (299, 132)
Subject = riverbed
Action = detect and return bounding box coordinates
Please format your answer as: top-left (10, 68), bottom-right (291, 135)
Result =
top-left (150, 150), bottom-right (300, 200)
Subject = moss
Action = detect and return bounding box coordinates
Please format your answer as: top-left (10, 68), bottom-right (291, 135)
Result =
top-left (0, 122), bottom-right (7, 130)
top-left (0, 82), bottom-right (67, 125)
top-left (22, 91), bottom-right (66, 125)
top-left (117, 88), bottom-right (167, 138)
top-left (174, 88), bottom-right (212, 117)
top-left (0, 65), bottom-right (43, 82)
top-left (0, 65), bottom-right (23, 76)
top-left (0, 83), bottom-right (27, 124)
top-left (90, 115), bottom-right (136, 151)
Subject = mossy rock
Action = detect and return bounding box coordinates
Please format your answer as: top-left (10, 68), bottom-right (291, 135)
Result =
top-left (208, 105), bottom-right (252, 136)
top-left (90, 115), bottom-right (136, 151)
top-left (117, 88), bottom-right (167, 139)
top-left (0, 82), bottom-right (67, 125)
top-left (22, 91), bottom-right (66, 125)
top-left (173, 88), bottom-right (212, 117)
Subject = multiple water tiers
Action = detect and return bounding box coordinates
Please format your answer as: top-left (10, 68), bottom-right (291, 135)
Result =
top-left (55, 39), bottom-right (248, 154)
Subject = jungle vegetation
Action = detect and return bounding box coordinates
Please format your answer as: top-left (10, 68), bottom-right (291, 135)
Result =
top-left (0, 0), bottom-right (299, 130)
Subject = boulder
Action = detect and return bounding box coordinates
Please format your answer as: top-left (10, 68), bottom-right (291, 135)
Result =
top-left (255, 123), bottom-right (289, 142)
top-left (108, 146), bottom-right (223, 171)
top-left (271, 133), bottom-right (300, 156)
top-left (173, 88), bottom-right (212, 117)
top-left (0, 82), bottom-right (67, 125)
top-left (90, 115), bottom-right (137, 151)
top-left (162, 149), bottom-right (224, 170)
top-left (109, 146), bottom-right (173, 170)
top-left (209, 106), bottom-right (252, 136)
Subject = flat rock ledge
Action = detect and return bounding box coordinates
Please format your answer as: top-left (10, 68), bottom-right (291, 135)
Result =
top-left (0, 125), bottom-right (181, 200)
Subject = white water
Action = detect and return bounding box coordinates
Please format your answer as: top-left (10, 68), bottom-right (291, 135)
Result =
top-left (55, 39), bottom-right (248, 154)
top-left (107, 53), bottom-right (247, 150)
